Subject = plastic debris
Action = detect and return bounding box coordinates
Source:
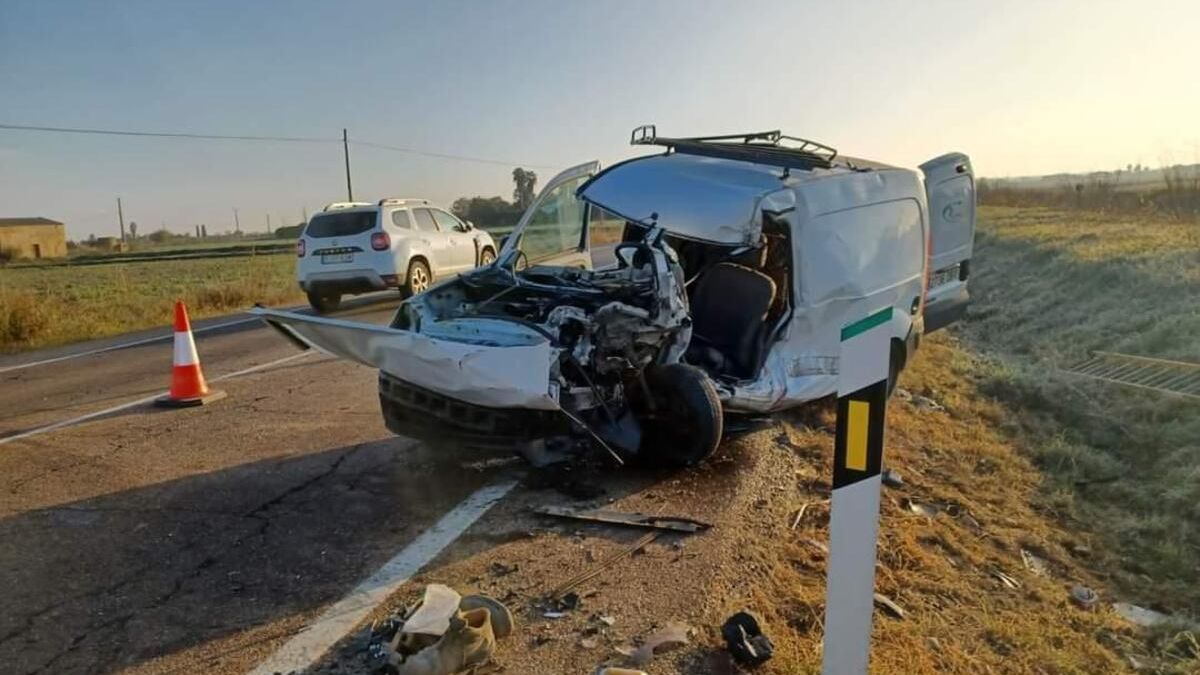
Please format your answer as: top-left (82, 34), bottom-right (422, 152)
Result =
top-left (402, 584), bottom-right (462, 636)
top-left (597, 669), bottom-right (648, 675)
top-left (881, 468), bottom-right (904, 489)
top-left (721, 611), bottom-right (775, 666)
top-left (913, 395), bottom-right (945, 412)
top-left (873, 593), bottom-right (906, 620)
top-left (1070, 585), bottom-right (1099, 610)
top-left (1020, 549), bottom-right (1049, 576)
top-left (904, 498), bottom-right (940, 518)
top-left (991, 570), bottom-right (1021, 589)
top-left (630, 622), bottom-right (691, 666)
top-left (1113, 602), bottom-right (1171, 627)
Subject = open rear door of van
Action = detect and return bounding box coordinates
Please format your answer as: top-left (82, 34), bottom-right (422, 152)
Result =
top-left (920, 152), bottom-right (976, 332)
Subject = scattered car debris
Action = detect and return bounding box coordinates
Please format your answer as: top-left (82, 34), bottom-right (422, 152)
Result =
top-left (630, 622), bottom-right (692, 667)
top-left (487, 561), bottom-right (518, 577)
top-left (536, 505), bottom-right (712, 534)
top-left (460, 456), bottom-right (523, 472)
top-left (881, 468), bottom-right (904, 489)
top-left (991, 570), bottom-right (1021, 590)
top-left (548, 532), bottom-right (659, 601)
top-left (579, 636), bottom-right (600, 649)
top-left (396, 607), bottom-right (495, 675)
top-left (1112, 602), bottom-right (1172, 627)
top-left (913, 395), bottom-right (945, 412)
top-left (903, 498), bottom-right (940, 518)
top-left (1070, 585), bottom-right (1099, 610)
top-left (893, 387), bottom-right (914, 402)
top-left (596, 668), bottom-right (649, 675)
top-left (873, 593), bottom-right (907, 620)
top-left (599, 615), bottom-right (617, 627)
top-left (1020, 549), bottom-right (1049, 576)
top-left (402, 584), bottom-right (463, 638)
top-left (721, 610), bottom-right (775, 666)
top-left (790, 499), bottom-right (828, 530)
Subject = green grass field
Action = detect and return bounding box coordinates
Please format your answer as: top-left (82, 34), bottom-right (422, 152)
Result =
top-left (0, 253), bottom-right (303, 353)
top-left (964, 206), bottom-right (1200, 617)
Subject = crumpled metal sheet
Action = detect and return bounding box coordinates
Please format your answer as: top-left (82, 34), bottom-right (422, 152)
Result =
top-left (249, 307), bottom-right (560, 410)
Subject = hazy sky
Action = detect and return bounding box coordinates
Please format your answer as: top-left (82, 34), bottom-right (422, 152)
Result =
top-left (2, 0), bottom-right (1197, 239)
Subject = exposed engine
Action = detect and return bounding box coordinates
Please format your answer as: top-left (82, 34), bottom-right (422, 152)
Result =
top-left (392, 231), bottom-right (690, 436)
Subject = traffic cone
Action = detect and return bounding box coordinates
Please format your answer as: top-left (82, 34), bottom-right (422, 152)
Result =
top-left (155, 300), bottom-right (226, 407)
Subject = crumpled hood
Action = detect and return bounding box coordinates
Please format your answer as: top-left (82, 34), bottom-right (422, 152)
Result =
top-left (578, 153), bottom-right (788, 245)
top-left (248, 308), bottom-right (559, 410)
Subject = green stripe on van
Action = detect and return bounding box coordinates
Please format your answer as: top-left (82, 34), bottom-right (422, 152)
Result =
top-left (840, 307), bottom-right (893, 342)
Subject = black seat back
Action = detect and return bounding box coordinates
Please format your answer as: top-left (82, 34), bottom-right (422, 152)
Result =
top-left (688, 262), bottom-right (777, 378)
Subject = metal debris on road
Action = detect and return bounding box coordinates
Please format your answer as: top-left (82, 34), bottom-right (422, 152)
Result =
top-left (881, 468), bottom-right (904, 489)
top-left (630, 622), bottom-right (692, 667)
top-left (991, 570), bottom-right (1021, 590)
top-left (721, 610), bottom-right (775, 666)
top-left (535, 505), bottom-right (712, 533)
top-left (548, 531), bottom-right (659, 601)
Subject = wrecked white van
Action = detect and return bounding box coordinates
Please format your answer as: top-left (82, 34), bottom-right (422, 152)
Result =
top-left (252, 128), bottom-right (975, 466)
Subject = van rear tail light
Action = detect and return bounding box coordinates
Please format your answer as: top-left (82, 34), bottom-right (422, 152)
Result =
top-left (296, 239), bottom-right (306, 257)
top-left (371, 231), bottom-right (391, 251)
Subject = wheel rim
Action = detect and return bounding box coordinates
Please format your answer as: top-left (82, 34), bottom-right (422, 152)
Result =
top-left (411, 266), bottom-right (429, 293)
top-left (481, 251), bottom-right (495, 265)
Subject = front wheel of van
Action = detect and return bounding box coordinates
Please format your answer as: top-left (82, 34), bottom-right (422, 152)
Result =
top-left (638, 364), bottom-right (723, 467)
top-left (306, 290), bottom-right (341, 314)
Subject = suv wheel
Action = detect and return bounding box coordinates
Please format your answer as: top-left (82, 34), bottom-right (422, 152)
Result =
top-left (637, 364), bottom-right (723, 466)
top-left (306, 290), bottom-right (341, 314)
top-left (404, 259), bottom-right (431, 297)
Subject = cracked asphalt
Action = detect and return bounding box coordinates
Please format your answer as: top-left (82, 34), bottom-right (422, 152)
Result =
top-left (0, 296), bottom-right (497, 674)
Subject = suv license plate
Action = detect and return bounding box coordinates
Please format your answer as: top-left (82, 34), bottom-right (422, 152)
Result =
top-left (321, 253), bottom-right (353, 265)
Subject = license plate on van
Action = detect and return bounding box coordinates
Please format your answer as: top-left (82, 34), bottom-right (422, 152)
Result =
top-left (930, 266), bottom-right (958, 288)
top-left (321, 252), bottom-right (353, 265)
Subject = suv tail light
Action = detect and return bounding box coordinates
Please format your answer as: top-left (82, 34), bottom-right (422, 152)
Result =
top-left (296, 239), bottom-right (306, 257)
top-left (371, 231), bottom-right (391, 251)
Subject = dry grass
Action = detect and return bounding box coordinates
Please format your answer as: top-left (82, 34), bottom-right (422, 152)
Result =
top-left (960, 206), bottom-right (1200, 617)
top-left (0, 253), bottom-right (304, 352)
top-left (752, 336), bottom-right (1159, 673)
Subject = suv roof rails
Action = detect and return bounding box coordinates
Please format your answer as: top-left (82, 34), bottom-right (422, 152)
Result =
top-left (322, 201), bottom-right (373, 212)
top-left (378, 198), bottom-right (431, 207)
top-left (630, 124), bottom-right (838, 171)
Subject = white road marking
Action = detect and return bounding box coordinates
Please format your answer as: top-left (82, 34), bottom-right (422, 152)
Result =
top-left (0, 351), bottom-right (314, 446)
top-left (0, 316), bottom-right (259, 375)
top-left (248, 480), bottom-right (518, 675)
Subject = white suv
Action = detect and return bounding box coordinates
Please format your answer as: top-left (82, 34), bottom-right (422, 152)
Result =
top-left (296, 199), bottom-right (498, 312)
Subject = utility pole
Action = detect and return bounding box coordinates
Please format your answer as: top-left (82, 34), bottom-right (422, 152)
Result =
top-left (266, 213), bottom-right (271, 234)
top-left (233, 208), bottom-right (241, 234)
top-left (117, 197), bottom-right (126, 243)
top-left (343, 128), bottom-right (353, 201)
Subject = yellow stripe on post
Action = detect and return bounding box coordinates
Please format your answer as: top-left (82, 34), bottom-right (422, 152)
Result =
top-left (846, 400), bottom-right (869, 471)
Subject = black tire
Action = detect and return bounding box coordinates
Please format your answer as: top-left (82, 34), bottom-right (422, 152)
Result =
top-left (479, 247), bottom-right (496, 266)
top-left (404, 259), bottom-right (432, 297)
top-left (638, 363), bottom-right (723, 466)
top-left (306, 289), bottom-right (341, 313)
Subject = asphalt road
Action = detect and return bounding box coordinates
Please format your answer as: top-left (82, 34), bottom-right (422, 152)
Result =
top-left (0, 249), bottom-right (619, 675)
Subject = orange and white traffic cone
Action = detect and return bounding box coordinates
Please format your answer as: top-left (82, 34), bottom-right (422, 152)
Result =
top-left (155, 300), bottom-right (226, 407)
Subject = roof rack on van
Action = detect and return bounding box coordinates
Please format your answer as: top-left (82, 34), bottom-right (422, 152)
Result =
top-left (630, 124), bottom-right (838, 170)
top-left (378, 198), bottom-right (430, 207)
top-left (322, 201), bottom-right (373, 212)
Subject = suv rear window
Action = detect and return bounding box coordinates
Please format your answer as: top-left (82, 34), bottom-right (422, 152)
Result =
top-left (305, 210), bottom-right (377, 238)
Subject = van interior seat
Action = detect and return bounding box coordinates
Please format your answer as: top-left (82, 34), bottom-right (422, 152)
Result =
top-left (686, 262), bottom-right (777, 379)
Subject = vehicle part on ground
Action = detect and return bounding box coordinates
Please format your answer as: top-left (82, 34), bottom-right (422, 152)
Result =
top-left (548, 531), bottom-right (658, 601)
top-left (721, 610), bottom-right (775, 666)
top-left (629, 621), bottom-right (692, 667)
top-left (535, 505), bottom-right (713, 533)
top-left (872, 593), bottom-right (906, 620)
top-left (1064, 350), bottom-right (1200, 400)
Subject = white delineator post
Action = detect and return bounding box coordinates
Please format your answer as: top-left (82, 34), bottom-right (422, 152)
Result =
top-left (822, 306), bottom-right (892, 675)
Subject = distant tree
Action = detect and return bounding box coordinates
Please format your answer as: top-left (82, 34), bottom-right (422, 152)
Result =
top-left (274, 223), bottom-right (304, 238)
top-left (512, 168), bottom-right (538, 210)
top-left (452, 195), bottom-right (522, 231)
top-left (148, 228), bottom-right (172, 243)
top-left (201, 224), bottom-right (208, 238)
top-left (129, 221), bottom-right (138, 239)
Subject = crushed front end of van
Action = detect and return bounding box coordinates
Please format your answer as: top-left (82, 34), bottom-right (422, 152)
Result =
top-left (253, 127), bottom-right (975, 467)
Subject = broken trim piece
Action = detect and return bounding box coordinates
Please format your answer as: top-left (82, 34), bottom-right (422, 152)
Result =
top-left (535, 505), bottom-right (712, 533)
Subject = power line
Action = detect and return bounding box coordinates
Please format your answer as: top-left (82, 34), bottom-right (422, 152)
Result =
top-left (0, 122), bottom-right (559, 168)
top-left (0, 122), bottom-right (334, 144)
top-left (349, 138), bottom-right (559, 170)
